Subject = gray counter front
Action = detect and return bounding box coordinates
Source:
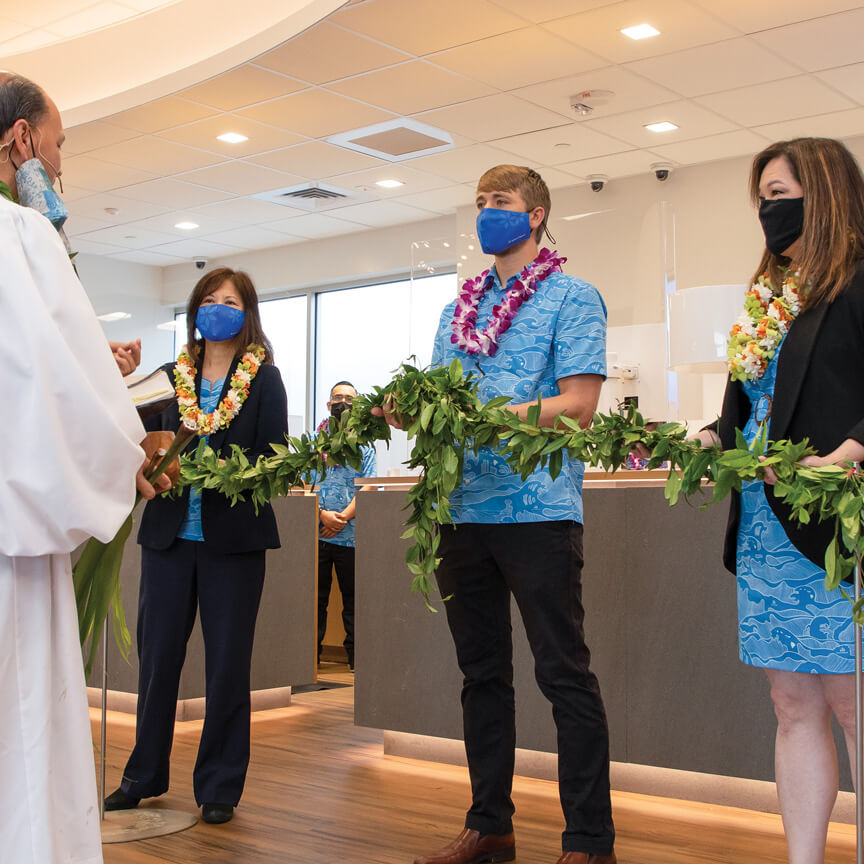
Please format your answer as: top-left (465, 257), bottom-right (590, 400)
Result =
top-left (354, 482), bottom-right (853, 793)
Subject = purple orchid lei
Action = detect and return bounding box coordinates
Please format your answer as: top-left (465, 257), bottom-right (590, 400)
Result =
top-left (450, 247), bottom-right (566, 356)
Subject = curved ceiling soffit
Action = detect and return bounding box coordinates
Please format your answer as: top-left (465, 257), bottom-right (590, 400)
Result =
top-left (1, 0), bottom-right (347, 126)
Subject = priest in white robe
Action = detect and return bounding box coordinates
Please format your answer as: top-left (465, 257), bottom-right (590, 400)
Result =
top-left (0, 73), bottom-right (165, 864)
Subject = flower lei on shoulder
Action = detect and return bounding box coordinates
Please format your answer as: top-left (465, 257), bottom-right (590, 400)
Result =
top-left (727, 271), bottom-right (804, 382)
top-left (174, 343), bottom-right (265, 435)
top-left (451, 247), bottom-right (566, 356)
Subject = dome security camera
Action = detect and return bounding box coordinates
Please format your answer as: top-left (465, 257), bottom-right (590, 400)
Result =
top-left (586, 174), bottom-right (608, 193)
top-left (651, 162), bottom-right (674, 182)
top-left (193, 258), bottom-right (208, 270)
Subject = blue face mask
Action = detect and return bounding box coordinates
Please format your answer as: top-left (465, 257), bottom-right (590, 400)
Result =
top-left (196, 304), bottom-right (245, 342)
top-left (476, 207), bottom-right (532, 255)
top-left (15, 157), bottom-right (68, 230)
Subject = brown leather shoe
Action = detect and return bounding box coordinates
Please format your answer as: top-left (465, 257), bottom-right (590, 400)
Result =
top-left (554, 853), bottom-right (617, 864)
top-left (413, 828), bottom-right (516, 864)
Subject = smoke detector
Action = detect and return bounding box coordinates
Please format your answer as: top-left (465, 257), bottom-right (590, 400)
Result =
top-left (569, 89), bottom-right (615, 118)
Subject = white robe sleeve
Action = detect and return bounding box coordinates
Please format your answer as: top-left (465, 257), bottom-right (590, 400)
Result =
top-left (0, 197), bottom-right (145, 557)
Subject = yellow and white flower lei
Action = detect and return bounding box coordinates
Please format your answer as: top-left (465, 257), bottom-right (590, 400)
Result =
top-left (174, 343), bottom-right (265, 435)
top-left (727, 272), bottom-right (803, 382)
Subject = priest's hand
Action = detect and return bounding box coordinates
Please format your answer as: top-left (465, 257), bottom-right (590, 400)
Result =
top-left (110, 339), bottom-right (142, 376)
top-left (137, 431), bottom-right (180, 499)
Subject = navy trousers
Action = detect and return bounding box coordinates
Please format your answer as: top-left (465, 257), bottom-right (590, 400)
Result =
top-left (435, 521), bottom-right (615, 856)
top-left (120, 540), bottom-right (265, 806)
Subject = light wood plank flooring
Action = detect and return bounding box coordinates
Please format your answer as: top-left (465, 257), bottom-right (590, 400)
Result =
top-left (94, 668), bottom-right (857, 863)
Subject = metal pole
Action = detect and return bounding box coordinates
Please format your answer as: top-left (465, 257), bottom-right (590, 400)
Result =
top-left (99, 619), bottom-right (108, 822)
top-left (856, 553), bottom-right (863, 864)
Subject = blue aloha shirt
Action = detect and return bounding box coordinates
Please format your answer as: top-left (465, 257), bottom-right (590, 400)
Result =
top-left (430, 265), bottom-right (607, 524)
top-left (312, 433), bottom-right (377, 548)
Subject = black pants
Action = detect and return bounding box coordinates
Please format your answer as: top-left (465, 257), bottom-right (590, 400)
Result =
top-left (436, 521), bottom-right (614, 855)
top-left (120, 540), bottom-right (265, 806)
top-left (317, 540), bottom-right (355, 665)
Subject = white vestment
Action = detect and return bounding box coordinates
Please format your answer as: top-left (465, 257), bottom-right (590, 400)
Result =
top-left (0, 196), bottom-right (145, 864)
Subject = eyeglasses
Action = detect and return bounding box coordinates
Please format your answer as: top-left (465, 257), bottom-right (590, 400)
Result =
top-left (330, 395), bottom-right (354, 404)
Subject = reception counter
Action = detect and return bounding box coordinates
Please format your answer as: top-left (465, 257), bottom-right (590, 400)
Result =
top-left (353, 475), bottom-right (854, 805)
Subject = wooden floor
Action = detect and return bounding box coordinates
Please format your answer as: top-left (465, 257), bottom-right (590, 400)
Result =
top-left (95, 665), bottom-right (857, 864)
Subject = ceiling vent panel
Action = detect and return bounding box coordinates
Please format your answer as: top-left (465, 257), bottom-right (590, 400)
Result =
top-left (328, 119), bottom-right (453, 163)
top-left (252, 182), bottom-right (353, 211)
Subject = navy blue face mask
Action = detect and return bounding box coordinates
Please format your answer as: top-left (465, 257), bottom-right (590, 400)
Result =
top-left (196, 304), bottom-right (245, 342)
top-left (476, 207), bottom-right (532, 255)
top-left (758, 197), bottom-right (804, 257)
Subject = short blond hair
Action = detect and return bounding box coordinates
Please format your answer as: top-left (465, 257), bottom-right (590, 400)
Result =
top-left (477, 165), bottom-right (551, 241)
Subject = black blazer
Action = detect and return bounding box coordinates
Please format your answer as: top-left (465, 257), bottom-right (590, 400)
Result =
top-left (715, 263), bottom-right (864, 574)
top-left (138, 360), bottom-right (289, 553)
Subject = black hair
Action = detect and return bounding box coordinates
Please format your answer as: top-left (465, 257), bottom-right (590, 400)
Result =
top-left (330, 380), bottom-right (356, 398)
top-left (0, 73), bottom-right (48, 139)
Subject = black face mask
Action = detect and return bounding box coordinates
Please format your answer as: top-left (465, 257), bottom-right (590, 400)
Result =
top-left (330, 401), bottom-right (350, 422)
top-left (758, 197), bottom-right (804, 257)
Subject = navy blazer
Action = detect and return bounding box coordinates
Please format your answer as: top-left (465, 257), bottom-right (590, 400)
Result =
top-left (715, 262), bottom-right (864, 574)
top-left (138, 360), bottom-right (289, 553)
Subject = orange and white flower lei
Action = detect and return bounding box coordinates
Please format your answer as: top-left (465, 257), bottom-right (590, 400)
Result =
top-left (727, 272), bottom-right (803, 382)
top-left (174, 343), bottom-right (265, 435)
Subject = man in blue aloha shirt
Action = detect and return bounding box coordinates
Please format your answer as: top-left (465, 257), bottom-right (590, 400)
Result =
top-left (315, 381), bottom-right (376, 671)
top-left (382, 166), bottom-right (616, 864)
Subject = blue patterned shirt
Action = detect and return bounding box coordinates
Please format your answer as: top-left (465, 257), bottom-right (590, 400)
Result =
top-left (313, 441), bottom-right (377, 548)
top-left (430, 266), bottom-right (606, 524)
top-left (177, 376), bottom-right (225, 542)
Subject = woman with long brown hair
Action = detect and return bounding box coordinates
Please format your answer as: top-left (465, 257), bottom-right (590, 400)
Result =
top-left (693, 138), bottom-right (864, 862)
top-left (105, 267), bottom-right (288, 825)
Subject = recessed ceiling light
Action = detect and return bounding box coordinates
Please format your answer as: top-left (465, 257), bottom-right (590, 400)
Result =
top-left (375, 179), bottom-right (405, 189)
top-left (644, 121), bottom-right (678, 133)
top-left (97, 312), bottom-right (131, 322)
top-left (175, 221), bottom-right (199, 230)
top-left (621, 23), bottom-right (660, 40)
top-left (217, 132), bottom-right (248, 144)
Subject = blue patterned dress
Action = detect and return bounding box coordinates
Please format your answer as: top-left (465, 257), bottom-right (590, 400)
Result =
top-left (736, 344), bottom-right (855, 673)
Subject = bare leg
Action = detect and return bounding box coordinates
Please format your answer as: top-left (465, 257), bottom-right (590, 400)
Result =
top-left (765, 668), bottom-right (836, 864)
top-left (821, 673), bottom-right (857, 790)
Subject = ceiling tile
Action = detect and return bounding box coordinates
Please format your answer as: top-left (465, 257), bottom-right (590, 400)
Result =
top-left (585, 100), bottom-right (739, 147)
top-left (202, 226), bottom-right (300, 250)
top-left (417, 94), bottom-right (571, 142)
top-left (238, 90), bottom-right (395, 139)
top-left (326, 200), bottom-right (439, 227)
top-left (817, 63), bottom-right (864, 106)
top-left (69, 237), bottom-right (127, 255)
top-left (86, 137), bottom-right (226, 174)
top-left (537, 166), bottom-right (585, 189)
top-left (328, 61), bottom-right (495, 115)
top-left (485, 0), bottom-right (620, 24)
top-left (5, 1), bottom-right (93, 28)
top-left (105, 97), bottom-right (218, 134)
top-left (268, 213), bottom-right (372, 239)
top-left (114, 178), bottom-right (232, 207)
top-left (696, 76), bottom-right (855, 127)
top-left (195, 197), bottom-right (310, 224)
top-left (0, 28), bottom-right (55, 54)
top-left (149, 238), bottom-right (245, 259)
top-left (76, 224), bottom-right (178, 250)
top-left (158, 114), bottom-right (307, 157)
top-left (625, 37), bottom-right (801, 97)
top-left (64, 213), bottom-right (115, 236)
top-left (430, 26), bottom-right (607, 91)
top-left (327, 164), bottom-right (453, 197)
top-left (178, 65), bottom-right (308, 111)
top-left (407, 143), bottom-right (537, 183)
top-left (58, 184), bottom-right (94, 203)
top-left (393, 184), bottom-right (474, 214)
top-left (254, 21), bottom-right (410, 84)
top-left (120, 211), bottom-right (245, 238)
top-left (69, 192), bottom-right (172, 223)
top-left (62, 121), bottom-right (141, 156)
top-left (494, 123), bottom-right (630, 165)
top-left (689, 0), bottom-right (862, 34)
top-left (752, 108), bottom-right (864, 142)
top-left (180, 161), bottom-right (302, 195)
top-left (650, 129), bottom-right (771, 165)
top-left (62, 154), bottom-right (158, 191)
top-left (549, 0), bottom-right (740, 64)
top-left (109, 249), bottom-right (189, 266)
top-left (249, 141), bottom-right (383, 177)
top-left (753, 9), bottom-right (864, 72)
top-left (556, 149), bottom-right (666, 180)
top-left (513, 66), bottom-right (678, 121)
top-left (332, 0), bottom-right (527, 55)
top-left (49, 1), bottom-right (134, 38)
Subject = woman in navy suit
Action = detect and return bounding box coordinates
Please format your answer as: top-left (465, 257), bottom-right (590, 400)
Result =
top-left (105, 268), bottom-right (288, 824)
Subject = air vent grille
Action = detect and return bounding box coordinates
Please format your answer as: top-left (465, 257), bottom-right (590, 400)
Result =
top-left (282, 186), bottom-right (346, 201)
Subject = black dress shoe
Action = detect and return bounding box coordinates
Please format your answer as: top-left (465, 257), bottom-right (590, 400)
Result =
top-left (201, 802), bottom-right (234, 824)
top-left (104, 787), bottom-right (140, 811)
